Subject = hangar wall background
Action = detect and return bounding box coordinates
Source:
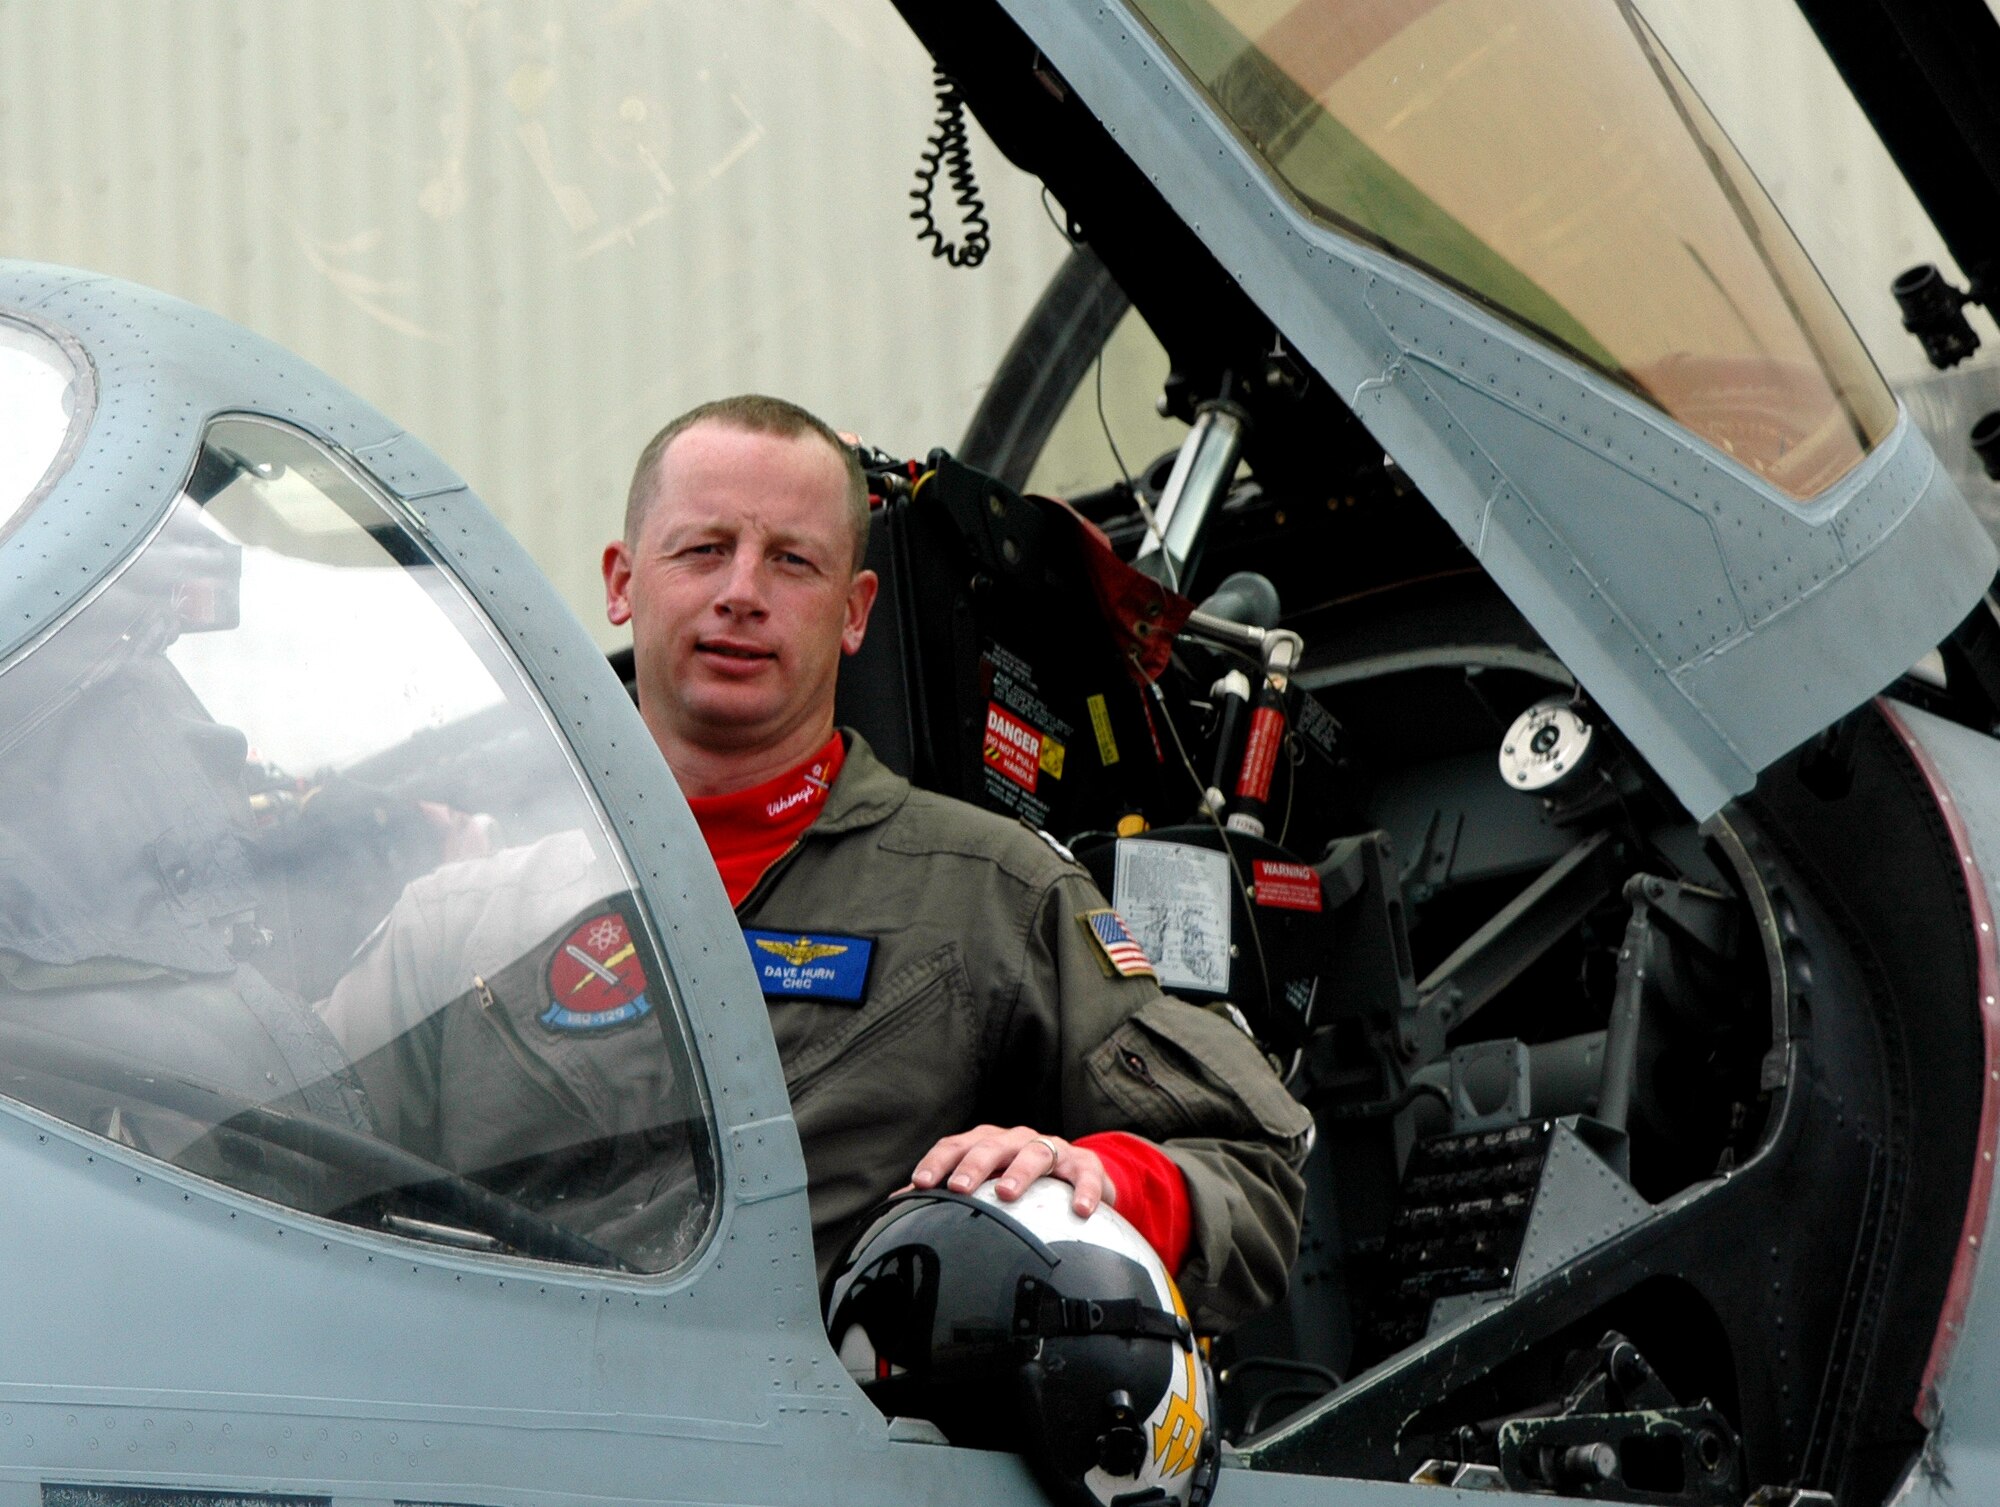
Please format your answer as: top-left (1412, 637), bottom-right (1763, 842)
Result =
top-left (0, 0), bottom-right (1076, 645)
top-left (2, 0), bottom-right (1996, 646)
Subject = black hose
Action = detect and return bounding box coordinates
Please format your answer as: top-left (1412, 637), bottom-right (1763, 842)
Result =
top-left (1243, 1384), bottom-right (1337, 1434)
top-left (911, 68), bottom-right (991, 268)
top-left (1222, 1356), bottom-right (1342, 1439)
top-left (1325, 1078), bottom-right (1452, 1122)
top-left (1219, 1356), bottom-right (1344, 1388)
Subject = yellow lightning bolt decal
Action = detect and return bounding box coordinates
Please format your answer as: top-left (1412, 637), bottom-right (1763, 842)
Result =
top-left (569, 941), bottom-right (636, 993)
top-left (1151, 1282), bottom-right (1204, 1477)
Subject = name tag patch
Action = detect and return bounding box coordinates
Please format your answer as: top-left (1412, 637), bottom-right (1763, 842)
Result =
top-left (745, 929), bottom-right (873, 1001)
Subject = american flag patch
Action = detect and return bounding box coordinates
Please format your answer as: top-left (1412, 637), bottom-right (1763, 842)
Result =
top-left (1081, 909), bottom-right (1156, 979)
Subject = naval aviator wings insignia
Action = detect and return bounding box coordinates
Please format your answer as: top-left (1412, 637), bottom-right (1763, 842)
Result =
top-left (756, 935), bottom-right (849, 966)
top-left (743, 929), bottom-right (874, 1002)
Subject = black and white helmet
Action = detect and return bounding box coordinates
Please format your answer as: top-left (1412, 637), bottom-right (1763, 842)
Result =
top-left (824, 1178), bottom-right (1217, 1507)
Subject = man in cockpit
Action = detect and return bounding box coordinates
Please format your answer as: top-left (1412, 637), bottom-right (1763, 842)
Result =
top-left (599, 395), bottom-right (1312, 1330)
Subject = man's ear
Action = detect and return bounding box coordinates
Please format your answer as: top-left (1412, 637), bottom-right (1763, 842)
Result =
top-left (603, 540), bottom-right (635, 627)
top-left (841, 569), bottom-right (880, 656)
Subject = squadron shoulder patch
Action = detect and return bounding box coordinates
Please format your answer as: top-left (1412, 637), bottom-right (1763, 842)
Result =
top-left (744, 929), bottom-right (873, 1002)
top-left (1079, 908), bottom-right (1156, 980)
top-left (540, 910), bottom-right (653, 1032)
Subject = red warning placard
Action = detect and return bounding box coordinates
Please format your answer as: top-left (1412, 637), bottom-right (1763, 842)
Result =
top-left (1235, 705), bottom-right (1285, 802)
top-left (1253, 859), bottom-right (1323, 912)
top-left (984, 702), bottom-right (1042, 793)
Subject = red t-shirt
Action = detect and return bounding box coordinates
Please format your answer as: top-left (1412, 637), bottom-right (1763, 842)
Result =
top-left (686, 733), bottom-right (1192, 1275)
top-left (685, 733), bottom-right (845, 906)
top-left (1077, 1131), bottom-right (1191, 1274)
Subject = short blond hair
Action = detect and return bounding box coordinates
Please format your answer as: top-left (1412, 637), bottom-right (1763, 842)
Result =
top-left (625, 395), bottom-right (870, 567)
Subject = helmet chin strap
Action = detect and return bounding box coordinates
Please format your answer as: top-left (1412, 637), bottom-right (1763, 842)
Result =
top-left (1014, 1275), bottom-right (1194, 1348)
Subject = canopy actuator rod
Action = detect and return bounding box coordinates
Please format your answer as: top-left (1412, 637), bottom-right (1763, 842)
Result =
top-left (1134, 396), bottom-right (1249, 591)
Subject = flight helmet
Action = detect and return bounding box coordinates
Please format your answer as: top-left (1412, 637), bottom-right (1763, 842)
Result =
top-left (824, 1178), bottom-right (1217, 1507)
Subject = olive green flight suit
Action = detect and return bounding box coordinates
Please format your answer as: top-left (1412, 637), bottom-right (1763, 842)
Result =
top-left (745, 734), bottom-right (1313, 1334)
top-left (320, 830), bottom-right (709, 1272)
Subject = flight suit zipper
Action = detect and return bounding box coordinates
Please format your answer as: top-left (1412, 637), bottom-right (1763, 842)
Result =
top-left (474, 973), bottom-right (596, 1127)
top-left (781, 974), bottom-right (948, 1102)
top-left (735, 838), bottom-right (808, 917)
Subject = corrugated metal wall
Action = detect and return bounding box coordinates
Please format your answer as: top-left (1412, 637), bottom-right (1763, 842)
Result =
top-left (5, 0), bottom-right (1994, 638)
top-left (0, 0), bottom-right (1070, 644)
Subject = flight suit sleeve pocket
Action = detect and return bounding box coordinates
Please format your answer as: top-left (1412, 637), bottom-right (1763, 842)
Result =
top-left (1085, 996), bottom-right (1312, 1152)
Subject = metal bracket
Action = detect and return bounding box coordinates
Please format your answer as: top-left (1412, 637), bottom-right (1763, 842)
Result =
top-left (1408, 1459), bottom-right (1507, 1491)
top-left (1445, 1037), bottom-right (1533, 1133)
top-left (728, 1115), bottom-right (810, 1206)
top-left (1498, 1402), bottom-right (1743, 1503)
top-left (1510, 1117), bottom-right (1645, 1290)
top-left (1599, 873), bottom-right (1742, 1132)
top-left (1416, 829), bottom-right (1623, 1037)
top-left (1701, 812), bottom-right (1791, 1092)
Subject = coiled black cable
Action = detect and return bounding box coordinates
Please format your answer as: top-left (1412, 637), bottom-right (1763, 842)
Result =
top-left (910, 67), bottom-right (991, 268)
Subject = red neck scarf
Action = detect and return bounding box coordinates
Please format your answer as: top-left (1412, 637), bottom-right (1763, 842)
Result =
top-left (687, 733), bottom-right (845, 907)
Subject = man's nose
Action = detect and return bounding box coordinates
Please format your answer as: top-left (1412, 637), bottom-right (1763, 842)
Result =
top-left (713, 550), bottom-right (768, 616)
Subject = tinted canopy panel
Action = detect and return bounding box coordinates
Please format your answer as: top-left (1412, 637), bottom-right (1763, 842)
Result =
top-left (1128, 0), bottom-right (1898, 498)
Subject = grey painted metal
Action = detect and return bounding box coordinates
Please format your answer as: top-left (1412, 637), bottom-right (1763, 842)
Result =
top-left (1872, 701), bottom-right (2000, 1507)
top-left (1296, 645), bottom-right (1572, 693)
top-left (1444, 1038), bottom-right (1532, 1135)
top-left (992, 0), bottom-right (1998, 819)
top-left (1415, 831), bottom-right (1620, 1032)
top-left (1416, 1120), bottom-right (1653, 1346)
top-left (1509, 1121), bottom-right (1652, 1292)
top-left (1367, 749), bottom-right (1578, 902)
top-left (1200, 1466), bottom-right (1525, 1503)
top-left (1425, 1289), bottom-right (1505, 1336)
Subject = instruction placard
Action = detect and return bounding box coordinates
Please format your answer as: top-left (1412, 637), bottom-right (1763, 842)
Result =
top-left (1112, 839), bottom-right (1233, 994)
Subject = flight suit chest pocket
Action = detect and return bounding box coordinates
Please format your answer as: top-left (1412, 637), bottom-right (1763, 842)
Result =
top-left (780, 942), bottom-right (975, 1107)
top-left (1087, 997), bottom-right (1313, 1151)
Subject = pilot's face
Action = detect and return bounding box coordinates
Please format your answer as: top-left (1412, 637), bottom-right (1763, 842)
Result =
top-left (603, 422), bottom-right (875, 782)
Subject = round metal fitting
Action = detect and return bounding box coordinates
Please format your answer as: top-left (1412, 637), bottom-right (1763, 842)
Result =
top-left (1499, 699), bottom-right (1594, 790)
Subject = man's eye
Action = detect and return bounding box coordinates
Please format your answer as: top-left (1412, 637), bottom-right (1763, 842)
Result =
top-left (776, 551), bottom-right (816, 569)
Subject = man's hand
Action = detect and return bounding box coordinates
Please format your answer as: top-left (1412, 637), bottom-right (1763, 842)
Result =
top-left (417, 801), bottom-right (498, 863)
top-left (909, 1125), bottom-right (1117, 1216)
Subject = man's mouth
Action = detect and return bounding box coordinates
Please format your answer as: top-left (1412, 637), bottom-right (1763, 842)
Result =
top-left (696, 639), bottom-right (777, 662)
